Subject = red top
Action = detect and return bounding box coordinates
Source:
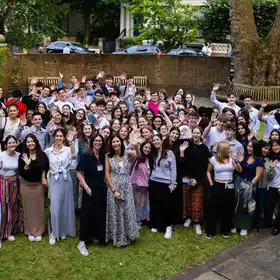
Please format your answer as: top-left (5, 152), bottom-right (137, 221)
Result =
top-left (6, 99), bottom-right (27, 118)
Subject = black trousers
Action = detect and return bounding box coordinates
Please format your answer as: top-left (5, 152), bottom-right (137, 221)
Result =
top-left (149, 179), bottom-right (173, 232)
top-left (206, 181), bottom-right (234, 236)
top-left (264, 187), bottom-right (280, 229)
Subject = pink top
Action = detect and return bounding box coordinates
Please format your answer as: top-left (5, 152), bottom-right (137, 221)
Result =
top-left (131, 158), bottom-right (150, 187)
top-left (148, 100), bottom-right (159, 115)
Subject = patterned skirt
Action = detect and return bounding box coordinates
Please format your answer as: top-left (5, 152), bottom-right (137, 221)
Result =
top-left (133, 186), bottom-right (150, 222)
top-left (0, 177), bottom-right (24, 240)
top-left (183, 180), bottom-right (204, 224)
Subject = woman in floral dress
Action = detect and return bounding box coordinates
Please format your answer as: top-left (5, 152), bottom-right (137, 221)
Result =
top-left (105, 135), bottom-right (138, 247)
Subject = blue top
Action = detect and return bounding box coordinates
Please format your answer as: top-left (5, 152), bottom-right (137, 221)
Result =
top-left (239, 157), bottom-right (264, 181)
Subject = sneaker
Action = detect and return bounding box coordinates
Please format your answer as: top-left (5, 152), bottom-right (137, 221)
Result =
top-left (240, 229), bottom-right (248, 236)
top-left (151, 228), bottom-right (158, 233)
top-left (7, 235), bottom-right (16, 241)
top-left (78, 244), bottom-right (89, 256)
top-left (272, 229), bottom-right (280, 236)
top-left (164, 226), bottom-right (172, 239)
top-left (273, 213), bottom-right (276, 220)
top-left (35, 236), bottom-right (42, 242)
top-left (231, 228), bottom-right (237, 234)
top-left (223, 233), bottom-right (230, 238)
top-left (49, 233), bottom-right (56, 245)
top-left (205, 233), bottom-right (212, 240)
top-left (183, 218), bottom-right (192, 228)
top-left (61, 236), bottom-right (66, 240)
top-left (194, 224), bottom-right (202, 236)
top-left (28, 235), bottom-right (36, 242)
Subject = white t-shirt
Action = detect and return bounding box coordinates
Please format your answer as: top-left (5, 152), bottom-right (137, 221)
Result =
top-left (268, 161), bottom-right (280, 189)
top-left (0, 151), bottom-right (20, 177)
top-left (205, 127), bottom-right (226, 148)
top-left (210, 156), bottom-right (235, 181)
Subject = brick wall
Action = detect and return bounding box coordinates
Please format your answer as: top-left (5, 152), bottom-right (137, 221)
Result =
top-left (7, 54), bottom-right (230, 96)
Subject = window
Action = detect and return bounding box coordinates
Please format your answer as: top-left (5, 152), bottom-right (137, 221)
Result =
top-left (54, 42), bottom-right (66, 48)
top-left (126, 46), bottom-right (138, 54)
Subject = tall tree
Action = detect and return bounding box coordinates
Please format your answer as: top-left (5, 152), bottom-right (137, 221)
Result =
top-left (67, 0), bottom-right (126, 44)
top-left (230, 0), bottom-right (280, 86)
top-left (129, 0), bottom-right (198, 48)
top-left (0, 0), bottom-right (69, 47)
top-left (199, 0), bottom-right (278, 43)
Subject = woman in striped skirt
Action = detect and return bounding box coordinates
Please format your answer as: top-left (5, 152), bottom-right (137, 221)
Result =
top-left (0, 135), bottom-right (23, 248)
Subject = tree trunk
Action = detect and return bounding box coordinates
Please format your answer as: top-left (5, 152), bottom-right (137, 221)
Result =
top-left (230, 0), bottom-right (280, 86)
top-left (0, 19), bottom-right (5, 34)
top-left (83, 2), bottom-right (91, 45)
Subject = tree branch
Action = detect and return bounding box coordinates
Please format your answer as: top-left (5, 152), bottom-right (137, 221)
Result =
top-left (266, 0), bottom-right (280, 43)
top-left (230, 0), bottom-right (259, 43)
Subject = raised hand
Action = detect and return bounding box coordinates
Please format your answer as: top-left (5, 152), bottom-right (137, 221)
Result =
top-left (67, 130), bottom-right (76, 142)
top-left (261, 100), bottom-right (268, 108)
top-left (97, 71), bottom-right (105, 79)
top-left (59, 71), bottom-right (63, 80)
top-left (212, 84), bottom-right (220, 91)
top-left (22, 153), bottom-right (31, 166)
top-left (81, 75), bottom-right (87, 83)
top-left (180, 141), bottom-right (189, 153)
top-left (271, 160), bottom-right (279, 168)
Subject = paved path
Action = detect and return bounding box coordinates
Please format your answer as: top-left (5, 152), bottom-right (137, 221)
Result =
top-left (169, 230), bottom-right (280, 280)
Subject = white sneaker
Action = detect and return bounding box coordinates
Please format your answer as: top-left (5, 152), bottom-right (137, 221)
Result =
top-left (273, 213), bottom-right (276, 220)
top-left (78, 244), bottom-right (89, 256)
top-left (7, 235), bottom-right (15, 241)
top-left (164, 226), bottom-right (172, 239)
top-left (240, 229), bottom-right (248, 236)
top-left (49, 233), bottom-right (56, 245)
top-left (28, 235), bottom-right (35, 242)
top-left (61, 236), bottom-right (66, 240)
top-left (183, 218), bottom-right (192, 228)
top-left (194, 224), bottom-right (202, 236)
top-left (231, 228), bottom-right (237, 234)
top-left (151, 228), bottom-right (158, 233)
top-left (35, 236), bottom-right (42, 242)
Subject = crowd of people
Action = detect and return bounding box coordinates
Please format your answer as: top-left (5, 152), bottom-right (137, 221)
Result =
top-left (0, 70), bottom-right (280, 257)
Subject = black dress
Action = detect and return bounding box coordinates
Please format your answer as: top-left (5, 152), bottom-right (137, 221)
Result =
top-left (76, 153), bottom-right (107, 243)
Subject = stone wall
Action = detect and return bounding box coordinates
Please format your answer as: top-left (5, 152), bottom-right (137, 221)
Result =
top-left (7, 54), bottom-right (230, 96)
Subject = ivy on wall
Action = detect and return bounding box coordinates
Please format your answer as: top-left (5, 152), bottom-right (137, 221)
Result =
top-left (0, 46), bottom-right (9, 87)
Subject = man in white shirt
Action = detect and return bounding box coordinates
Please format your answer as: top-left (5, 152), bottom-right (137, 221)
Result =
top-left (203, 115), bottom-right (226, 152)
top-left (63, 43), bottom-right (71, 54)
top-left (258, 100), bottom-right (280, 138)
top-left (94, 100), bottom-right (109, 129)
top-left (243, 95), bottom-right (260, 134)
top-left (210, 84), bottom-right (240, 115)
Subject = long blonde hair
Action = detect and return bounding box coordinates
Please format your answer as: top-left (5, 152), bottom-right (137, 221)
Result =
top-left (216, 142), bottom-right (230, 164)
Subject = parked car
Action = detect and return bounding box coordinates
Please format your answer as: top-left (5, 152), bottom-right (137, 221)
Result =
top-left (46, 41), bottom-right (91, 54)
top-left (168, 48), bottom-right (202, 56)
top-left (113, 45), bottom-right (162, 55)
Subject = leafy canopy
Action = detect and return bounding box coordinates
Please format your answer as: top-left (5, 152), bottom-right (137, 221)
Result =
top-left (129, 0), bottom-right (199, 48)
top-left (199, 0), bottom-right (278, 43)
top-left (0, 0), bottom-right (70, 48)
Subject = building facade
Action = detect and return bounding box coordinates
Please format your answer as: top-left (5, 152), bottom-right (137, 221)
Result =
top-left (120, 0), bottom-right (205, 37)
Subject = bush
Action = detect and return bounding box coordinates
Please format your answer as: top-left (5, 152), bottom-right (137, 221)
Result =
top-left (120, 37), bottom-right (136, 49)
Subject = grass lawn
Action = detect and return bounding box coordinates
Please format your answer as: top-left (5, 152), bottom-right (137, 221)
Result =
top-left (0, 223), bottom-right (243, 280)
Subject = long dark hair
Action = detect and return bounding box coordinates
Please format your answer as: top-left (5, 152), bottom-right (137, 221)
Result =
top-left (152, 134), bottom-right (168, 167)
top-left (135, 140), bottom-right (154, 171)
top-left (236, 123), bottom-right (250, 140)
top-left (89, 133), bottom-right (106, 163)
top-left (163, 127), bottom-right (180, 151)
top-left (270, 139), bottom-right (280, 160)
top-left (80, 122), bottom-right (95, 141)
top-left (22, 134), bottom-right (44, 165)
top-left (53, 128), bottom-right (66, 140)
top-left (108, 135), bottom-right (125, 158)
top-left (111, 106), bottom-right (123, 123)
top-left (36, 102), bottom-right (51, 125)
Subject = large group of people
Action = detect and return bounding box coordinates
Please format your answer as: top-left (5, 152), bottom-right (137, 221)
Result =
top-left (0, 71), bottom-right (280, 257)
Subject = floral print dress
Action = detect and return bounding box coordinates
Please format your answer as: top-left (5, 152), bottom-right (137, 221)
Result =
top-left (105, 152), bottom-right (138, 247)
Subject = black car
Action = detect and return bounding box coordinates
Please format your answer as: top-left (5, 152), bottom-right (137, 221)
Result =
top-left (46, 41), bottom-right (90, 54)
top-left (168, 48), bottom-right (202, 56)
top-left (112, 45), bottom-right (162, 55)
